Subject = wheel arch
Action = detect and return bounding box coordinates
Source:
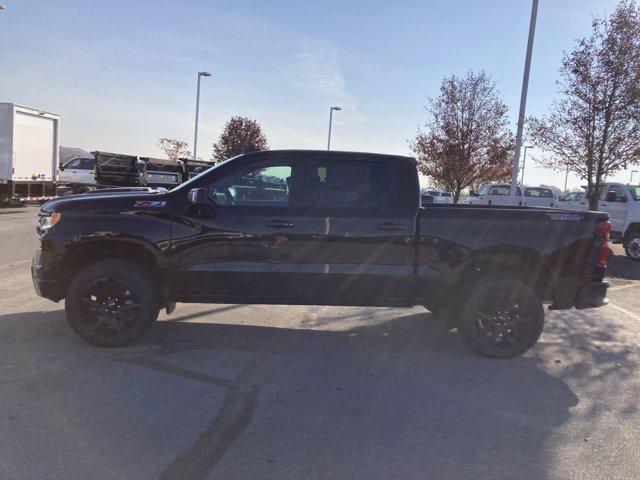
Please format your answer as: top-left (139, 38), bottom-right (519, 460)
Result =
top-left (625, 222), bottom-right (640, 239)
top-left (56, 238), bottom-right (168, 301)
top-left (434, 247), bottom-right (556, 317)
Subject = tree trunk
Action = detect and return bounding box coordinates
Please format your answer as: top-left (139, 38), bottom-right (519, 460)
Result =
top-left (453, 184), bottom-right (461, 204)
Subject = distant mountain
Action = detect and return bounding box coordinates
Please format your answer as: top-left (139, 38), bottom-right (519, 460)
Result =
top-left (59, 146), bottom-right (91, 165)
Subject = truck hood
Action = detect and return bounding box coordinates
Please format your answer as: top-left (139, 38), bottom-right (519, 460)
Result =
top-left (41, 188), bottom-right (171, 213)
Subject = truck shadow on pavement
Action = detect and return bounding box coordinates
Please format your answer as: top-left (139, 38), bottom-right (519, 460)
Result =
top-left (1, 306), bottom-right (637, 479)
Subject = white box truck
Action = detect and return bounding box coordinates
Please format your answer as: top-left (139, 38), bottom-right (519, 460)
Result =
top-left (0, 103), bottom-right (59, 204)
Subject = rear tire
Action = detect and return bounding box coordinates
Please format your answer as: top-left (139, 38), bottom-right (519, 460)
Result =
top-left (624, 234), bottom-right (640, 262)
top-left (65, 260), bottom-right (160, 347)
top-left (458, 277), bottom-right (544, 358)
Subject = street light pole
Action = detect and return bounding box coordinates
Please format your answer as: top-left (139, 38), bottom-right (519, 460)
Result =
top-left (520, 145), bottom-right (533, 185)
top-left (193, 71), bottom-right (211, 161)
top-left (630, 170), bottom-right (638, 183)
top-left (327, 106), bottom-right (341, 150)
top-left (510, 0), bottom-right (539, 204)
top-left (564, 166), bottom-right (569, 192)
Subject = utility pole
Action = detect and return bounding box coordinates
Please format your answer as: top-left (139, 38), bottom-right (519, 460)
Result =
top-left (510, 0), bottom-right (539, 204)
top-left (327, 106), bottom-right (341, 150)
top-left (193, 71), bottom-right (211, 161)
top-left (520, 145), bottom-right (533, 185)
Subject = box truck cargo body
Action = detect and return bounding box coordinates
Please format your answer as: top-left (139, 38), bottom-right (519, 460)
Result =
top-left (0, 103), bottom-right (59, 203)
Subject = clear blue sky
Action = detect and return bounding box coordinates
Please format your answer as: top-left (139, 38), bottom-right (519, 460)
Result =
top-left (0, 0), bottom-right (632, 189)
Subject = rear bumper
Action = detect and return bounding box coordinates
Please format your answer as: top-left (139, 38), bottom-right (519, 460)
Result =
top-left (574, 281), bottom-right (610, 309)
top-left (549, 278), bottom-right (609, 310)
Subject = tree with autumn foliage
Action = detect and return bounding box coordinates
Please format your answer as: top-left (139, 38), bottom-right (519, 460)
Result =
top-left (528, 0), bottom-right (640, 211)
top-left (410, 71), bottom-right (514, 203)
top-left (211, 116), bottom-right (269, 163)
top-left (157, 138), bottom-right (191, 161)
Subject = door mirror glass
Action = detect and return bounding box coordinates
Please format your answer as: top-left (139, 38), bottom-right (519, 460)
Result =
top-left (188, 187), bottom-right (208, 205)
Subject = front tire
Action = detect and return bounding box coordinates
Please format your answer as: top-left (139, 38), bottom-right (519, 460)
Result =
top-left (624, 234), bottom-right (640, 262)
top-left (65, 260), bottom-right (160, 347)
top-left (458, 277), bottom-right (544, 358)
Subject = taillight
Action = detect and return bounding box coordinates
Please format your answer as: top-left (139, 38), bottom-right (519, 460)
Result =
top-left (596, 220), bottom-right (611, 266)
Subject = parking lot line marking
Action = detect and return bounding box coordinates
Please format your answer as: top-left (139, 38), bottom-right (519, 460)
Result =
top-left (608, 282), bottom-right (640, 292)
top-left (607, 302), bottom-right (640, 322)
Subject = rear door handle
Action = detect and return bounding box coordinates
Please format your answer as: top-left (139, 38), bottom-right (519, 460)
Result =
top-left (265, 220), bottom-right (294, 229)
top-left (377, 222), bottom-right (406, 232)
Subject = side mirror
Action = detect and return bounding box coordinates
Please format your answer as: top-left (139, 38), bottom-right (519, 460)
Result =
top-left (188, 188), bottom-right (208, 205)
top-left (59, 164), bottom-right (65, 171)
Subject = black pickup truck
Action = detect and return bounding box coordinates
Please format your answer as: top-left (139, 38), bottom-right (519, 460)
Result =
top-left (32, 150), bottom-right (610, 357)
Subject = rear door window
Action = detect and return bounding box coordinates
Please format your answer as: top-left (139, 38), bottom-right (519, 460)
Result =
top-left (304, 158), bottom-right (394, 209)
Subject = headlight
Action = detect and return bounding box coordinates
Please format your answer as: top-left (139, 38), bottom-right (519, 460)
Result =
top-left (39, 212), bottom-right (62, 231)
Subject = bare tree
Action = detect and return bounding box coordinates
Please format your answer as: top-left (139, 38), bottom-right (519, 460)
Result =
top-left (528, 0), bottom-right (640, 210)
top-left (211, 116), bottom-right (268, 163)
top-left (157, 138), bottom-right (191, 161)
top-left (410, 71), bottom-right (514, 203)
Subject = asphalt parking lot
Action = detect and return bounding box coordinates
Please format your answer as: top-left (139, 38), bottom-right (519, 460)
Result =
top-left (1, 205), bottom-right (640, 479)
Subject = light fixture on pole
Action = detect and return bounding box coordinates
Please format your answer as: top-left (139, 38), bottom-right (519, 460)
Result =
top-left (631, 171), bottom-right (639, 183)
top-left (193, 71), bottom-right (211, 161)
top-left (327, 106), bottom-right (341, 151)
top-left (520, 145), bottom-right (533, 185)
top-left (510, 0), bottom-right (539, 203)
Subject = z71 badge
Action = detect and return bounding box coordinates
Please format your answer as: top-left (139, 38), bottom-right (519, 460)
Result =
top-left (134, 200), bottom-right (166, 208)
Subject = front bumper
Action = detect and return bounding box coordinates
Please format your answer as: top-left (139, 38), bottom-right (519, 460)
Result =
top-left (31, 248), bottom-right (64, 302)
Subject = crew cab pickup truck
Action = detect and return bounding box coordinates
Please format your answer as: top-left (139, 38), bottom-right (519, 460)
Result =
top-left (557, 182), bottom-right (640, 261)
top-left (32, 150), bottom-right (611, 358)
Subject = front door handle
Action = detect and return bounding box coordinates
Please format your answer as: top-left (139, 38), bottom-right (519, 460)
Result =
top-left (377, 222), bottom-right (406, 232)
top-left (265, 220), bottom-right (294, 229)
